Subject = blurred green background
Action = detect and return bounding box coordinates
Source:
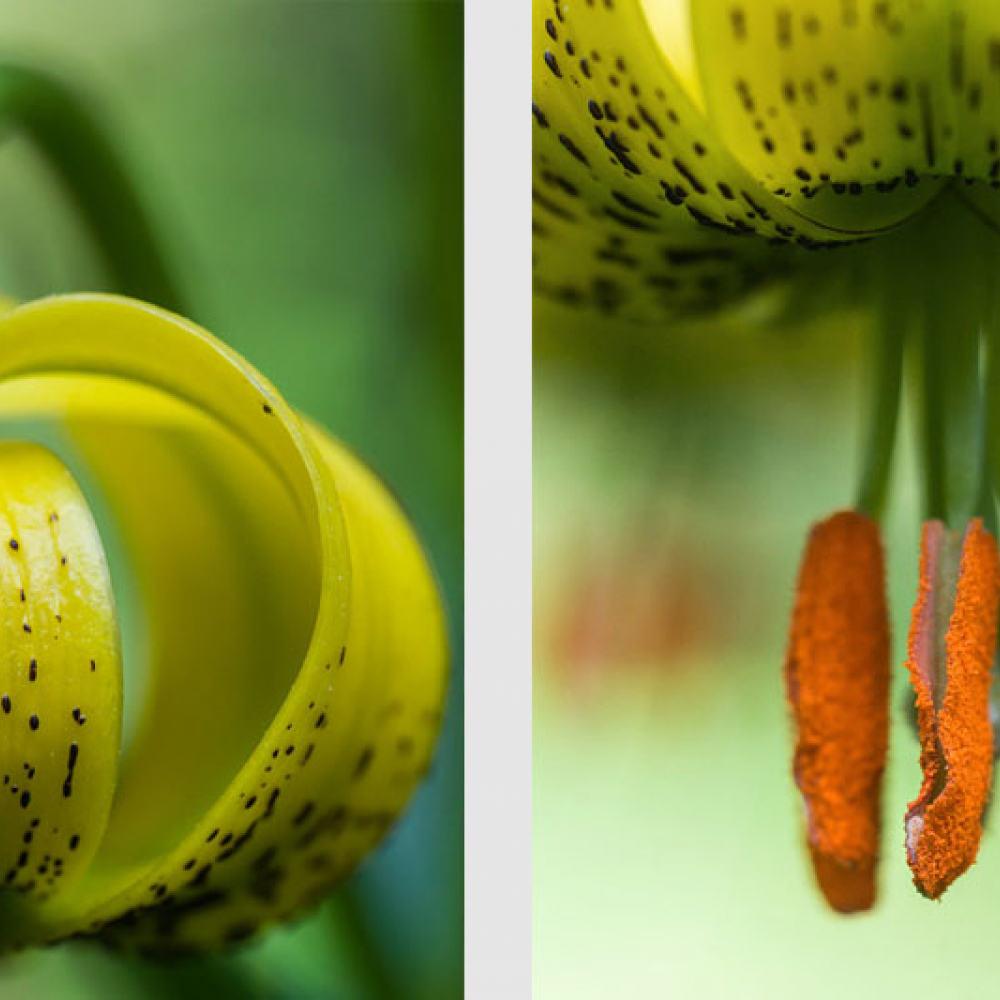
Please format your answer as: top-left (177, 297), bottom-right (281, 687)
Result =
top-left (535, 296), bottom-right (1000, 998)
top-left (0, 2), bottom-right (461, 998)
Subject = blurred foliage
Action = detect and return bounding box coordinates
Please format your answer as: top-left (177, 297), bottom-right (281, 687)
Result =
top-left (0, 2), bottom-right (461, 998)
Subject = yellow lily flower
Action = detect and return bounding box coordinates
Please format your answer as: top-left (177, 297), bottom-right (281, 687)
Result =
top-left (0, 293), bottom-right (447, 954)
top-left (534, 1), bottom-right (1000, 910)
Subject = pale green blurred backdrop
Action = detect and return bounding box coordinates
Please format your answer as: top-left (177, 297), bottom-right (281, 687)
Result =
top-left (0, 3), bottom-right (461, 998)
top-left (535, 298), bottom-right (1000, 999)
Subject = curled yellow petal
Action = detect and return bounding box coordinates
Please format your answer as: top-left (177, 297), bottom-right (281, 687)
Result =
top-left (0, 293), bottom-right (448, 954)
top-left (0, 444), bottom-right (121, 901)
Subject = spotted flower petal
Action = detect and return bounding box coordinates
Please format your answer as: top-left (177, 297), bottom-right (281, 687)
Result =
top-left (0, 294), bottom-right (448, 953)
top-left (533, 1), bottom-right (861, 320)
top-left (533, 0), bottom-right (1000, 321)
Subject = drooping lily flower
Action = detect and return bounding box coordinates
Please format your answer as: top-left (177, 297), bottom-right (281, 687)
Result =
top-left (0, 294), bottom-right (447, 953)
top-left (534, 1), bottom-right (1000, 909)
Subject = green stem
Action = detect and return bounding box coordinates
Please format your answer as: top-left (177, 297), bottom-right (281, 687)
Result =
top-left (910, 194), bottom-right (1000, 529)
top-left (917, 315), bottom-right (951, 524)
top-left (982, 314), bottom-right (1000, 537)
top-left (973, 335), bottom-right (997, 537)
top-left (0, 62), bottom-right (184, 312)
top-left (917, 312), bottom-right (993, 530)
top-left (911, 211), bottom-right (987, 525)
top-left (855, 308), bottom-right (904, 521)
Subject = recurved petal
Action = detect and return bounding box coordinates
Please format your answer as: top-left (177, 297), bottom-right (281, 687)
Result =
top-left (532, 0), bottom-right (870, 322)
top-left (532, 0), bottom-right (959, 322)
top-left (690, 1), bottom-right (970, 225)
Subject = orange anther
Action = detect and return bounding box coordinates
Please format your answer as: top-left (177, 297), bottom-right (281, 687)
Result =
top-left (904, 518), bottom-right (998, 899)
top-left (785, 510), bottom-right (889, 913)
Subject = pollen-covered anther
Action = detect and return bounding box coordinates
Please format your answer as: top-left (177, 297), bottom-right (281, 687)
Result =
top-left (784, 510), bottom-right (889, 914)
top-left (904, 518), bottom-right (999, 900)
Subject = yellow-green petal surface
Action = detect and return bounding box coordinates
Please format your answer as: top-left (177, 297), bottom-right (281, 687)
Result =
top-left (532, 0), bottom-right (999, 321)
top-left (0, 293), bottom-right (447, 954)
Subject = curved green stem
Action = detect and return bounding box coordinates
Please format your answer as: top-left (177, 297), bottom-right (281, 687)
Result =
top-left (0, 62), bottom-right (184, 313)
